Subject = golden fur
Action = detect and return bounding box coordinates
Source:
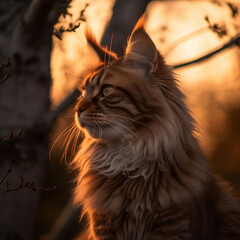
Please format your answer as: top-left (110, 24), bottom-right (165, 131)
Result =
top-left (72, 17), bottom-right (240, 240)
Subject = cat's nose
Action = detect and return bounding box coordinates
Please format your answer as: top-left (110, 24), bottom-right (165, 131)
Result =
top-left (75, 100), bottom-right (90, 116)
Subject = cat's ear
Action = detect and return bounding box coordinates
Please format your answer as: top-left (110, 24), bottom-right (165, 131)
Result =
top-left (85, 28), bottom-right (118, 63)
top-left (124, 15), bottom-right (158, 73)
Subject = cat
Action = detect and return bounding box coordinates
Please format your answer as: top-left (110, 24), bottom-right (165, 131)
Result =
top-left (71, 16), bottom-right (240, 240)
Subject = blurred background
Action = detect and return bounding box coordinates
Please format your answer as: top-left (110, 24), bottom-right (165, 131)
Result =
top-left (0, 0), bottom-right (240, 239)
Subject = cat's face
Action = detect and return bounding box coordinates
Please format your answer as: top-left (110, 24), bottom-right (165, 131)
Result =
top-left (75, 63), bottom-right (159, 141)
top-left (75, 19), bottom-right (172, 142)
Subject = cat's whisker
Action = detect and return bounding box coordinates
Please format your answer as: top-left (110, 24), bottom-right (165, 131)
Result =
top-left (103, 118), bottom-right (137, 138)
top-left (71, 128), bottom-right (81, 158)
top-left (71, 15), bottom-right (240, 240)
top-left (108, 113), bottom-right (151, 128)
top-left (98, 120), bottom-right (104, 139)
top-left (108, 115), bottom-right (136, 130)
top-left (112, 120), bottom-right (137, 137)
top-left (95, 120), bottom-right (102, 139)
top-left (62, 125), bottom-right (78, 162)
top-left (103, 120), bottom-right (127, 139)
top-left (107, 33), bottom-right (114, 67)
top-left (109, 118), bottom-right (137, 136)
top-left (49, 122), bottom-right (75, 161)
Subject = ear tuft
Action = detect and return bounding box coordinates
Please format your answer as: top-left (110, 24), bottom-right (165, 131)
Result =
top-left (124, 15), bottom-right (157, 72)
top-left (85, 27), bottom-right (117, 62)
top-left (131, 13), bottom-right (145, 33)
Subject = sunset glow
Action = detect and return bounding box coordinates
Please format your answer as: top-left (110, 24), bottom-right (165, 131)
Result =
top-left (51, 0), bottom-right (240, 157)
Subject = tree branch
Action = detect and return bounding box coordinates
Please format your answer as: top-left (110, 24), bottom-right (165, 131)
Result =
top-left (0, 156), bottom-right (15, 186)
top-left (0, 130), bottom-right (22, 145)
top-left (0, 176), bottom-right (58, 194)
top-left (172, 33), bottom-right (240, 69)
top-left (0, 58), bottom-right (12, 85)
top-left (164, 27), bottom-right (209, 56)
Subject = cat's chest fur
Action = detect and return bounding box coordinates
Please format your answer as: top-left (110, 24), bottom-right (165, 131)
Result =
top-left (72, 15), bottom-right (240, 239)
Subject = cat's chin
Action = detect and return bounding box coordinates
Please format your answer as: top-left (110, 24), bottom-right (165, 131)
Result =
top-left (79, 122), bottom-right (126, 142)
top-left (86, 125), bottom-right (126, 143)
top-left (75, 113), bottom-right (129, 142)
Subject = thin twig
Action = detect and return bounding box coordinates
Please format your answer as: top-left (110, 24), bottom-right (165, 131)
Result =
top-left (0, 58), bottom-right (12, 84)
top-left (172, 33), bottom-right (240, 69)
top-left (0, 130), bottom-right (23, 145)
top-left (0, 176), bottom-right (58, 194)
top-left (0, 73), bottom-right (11, 85)
top-left (0, 58), bottom-right (11, 72)
top-left (0, 156), bottom-right (16, 185)
top-left (53, 3), bottom-right (88, 40)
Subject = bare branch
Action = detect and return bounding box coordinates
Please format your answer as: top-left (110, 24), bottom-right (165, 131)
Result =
top-left (56, 0), bottom-right (73, 18)
top-left (164, 27), bottom-right (209, 56)
top-left (226, 2), bottom-right (239, 18)
top-left (172, 33), bottom-right (240, 69)
top-left (0, 73), bottom-right (11, 85)
top-left (0, 58), bottom-right (11, 71)
top-left (204, 16), bottom-right (228, 38)
top-left (0, 58), bottom-right (12, 84)
top-left (53, 22), bottom-right (81, 40)
top-left (0, 130), bottom-right (22, 145)
top-left (0, 176), bottom-right (58, 194)
top-left (0, 157), bottom-right (15, 186)
top-left (53, 3), bottom-right (88, 40)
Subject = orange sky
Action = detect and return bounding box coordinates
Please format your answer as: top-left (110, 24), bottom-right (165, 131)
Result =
top-left (50, 0), bottom-right (240, 154)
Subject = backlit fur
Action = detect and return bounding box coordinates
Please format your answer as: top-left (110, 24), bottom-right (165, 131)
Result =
top-left (72, 17), bottom-right (240, 240)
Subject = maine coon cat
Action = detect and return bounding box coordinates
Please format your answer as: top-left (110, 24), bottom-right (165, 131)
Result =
top-left (72, 16), bottom-right (240, 240)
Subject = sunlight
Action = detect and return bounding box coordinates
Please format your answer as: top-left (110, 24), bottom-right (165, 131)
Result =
top-left (50, 0), bottom-right (240, 155)
top-left (51, 0), bottom-right (115, 106)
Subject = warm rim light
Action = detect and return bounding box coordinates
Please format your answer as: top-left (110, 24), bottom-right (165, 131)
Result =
top-left (51, 0), bottom-right (240, 154)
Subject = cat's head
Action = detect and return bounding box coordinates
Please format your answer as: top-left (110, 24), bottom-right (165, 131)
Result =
top-left (75, 16), bottom-right (190, 149)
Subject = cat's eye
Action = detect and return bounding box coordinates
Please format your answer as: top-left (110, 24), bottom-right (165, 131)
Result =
top-left (101, 85), bottom-right (113, 97)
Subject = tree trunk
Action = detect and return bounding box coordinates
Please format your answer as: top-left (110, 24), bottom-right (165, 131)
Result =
top-left (0, 0), bottom-right (63, 239)
top-left (101, 0), bottom-right (151, 56)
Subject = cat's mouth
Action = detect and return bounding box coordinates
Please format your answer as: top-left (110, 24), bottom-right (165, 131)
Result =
top-left (75, 112), bottom-right (110, 138)
top-left (75, 112), bottom-right (97, 129)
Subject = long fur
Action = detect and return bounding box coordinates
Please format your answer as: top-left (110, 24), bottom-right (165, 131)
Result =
top-left (72, 17), bottom-right (240, 240)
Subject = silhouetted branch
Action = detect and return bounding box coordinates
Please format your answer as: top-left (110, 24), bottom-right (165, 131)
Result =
top-left (53, 3), bottom-right (88, 40)
top-left (226, 2), bottom-right (239, 18)
top-left (172, 33), bottom-right (240, 69)
top-left (0, 58), bottom-right (11, 71)
top-left (164, 27), bottom-right (209, 56)
top-left (53, 22), bottom-right (81, 40)
top-left (56, 0), bottom-right (73, 18)
top-left (1, 176), bottom-right (58, 194)
top-left (0, 73), bottom-right (11, 85)
top-left (0, 58), bottom-right (11, 84)
top-left (0, 156), bottom-right (15, 186)
top-left (0, 130), bottom-right (23, 145)
top-left (204, 16), bottom-right (227, 38)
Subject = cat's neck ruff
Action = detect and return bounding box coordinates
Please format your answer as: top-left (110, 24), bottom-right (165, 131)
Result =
top-left (73, 129), bottom-right (210, 212)
top-left (72, 133), bottom-right (211, 216)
